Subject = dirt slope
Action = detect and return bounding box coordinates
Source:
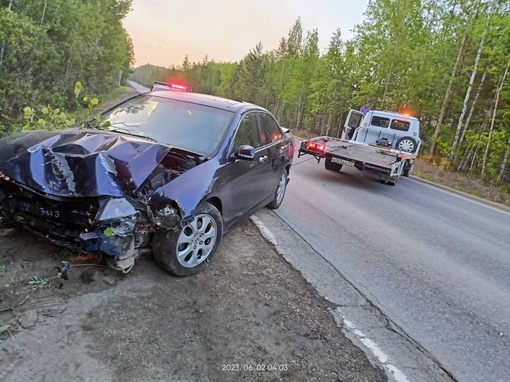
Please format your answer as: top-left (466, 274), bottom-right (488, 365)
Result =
top-left (0, 220), bottom-right (386, 382)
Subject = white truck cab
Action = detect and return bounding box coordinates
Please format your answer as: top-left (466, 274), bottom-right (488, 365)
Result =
top-left (342, 109), bottom-right (422, 154)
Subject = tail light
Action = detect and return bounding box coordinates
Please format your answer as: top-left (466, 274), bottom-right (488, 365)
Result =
top-left (305, 141), bottom-right (325, 153)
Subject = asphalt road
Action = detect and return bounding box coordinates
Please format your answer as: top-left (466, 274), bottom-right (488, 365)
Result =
top-left (255, 150), bottom-right (510, 382)
top-left (128, 80), bottom-right (149, 93)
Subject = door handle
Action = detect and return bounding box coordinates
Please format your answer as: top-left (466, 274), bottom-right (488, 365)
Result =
top-left (259, 155), bottom-right (268, 163)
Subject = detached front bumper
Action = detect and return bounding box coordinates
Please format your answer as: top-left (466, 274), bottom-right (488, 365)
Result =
top-left (80, 220), bottom-right (136, 257)
top-left (79, 219), bottom-right (144, 272)
top-left (0, 179), bottom-right (152, 272)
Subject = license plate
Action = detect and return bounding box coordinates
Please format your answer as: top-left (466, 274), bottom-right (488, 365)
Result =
top-left (331, 157), bottom-right (354, 167)
top-left (18, 201), bottom-right (63, 219)
top-left (38, 207), bottom-right (62, 219)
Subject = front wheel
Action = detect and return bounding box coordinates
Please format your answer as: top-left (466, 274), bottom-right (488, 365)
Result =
top-left (152, 202), bottom-right (223, 277)
top-left (267, 169), bottom-right (288, 209)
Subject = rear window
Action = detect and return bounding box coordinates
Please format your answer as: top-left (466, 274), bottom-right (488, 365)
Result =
top-left (371, 115), bottom-right (411, 132)
top-left (371, 116), bottom-right (390, 128)
top-left (390, 119), bottom-right (410, 132)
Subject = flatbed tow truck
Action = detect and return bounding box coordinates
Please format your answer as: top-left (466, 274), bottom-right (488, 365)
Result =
top-left (298, 109), bottom-right (422, 186)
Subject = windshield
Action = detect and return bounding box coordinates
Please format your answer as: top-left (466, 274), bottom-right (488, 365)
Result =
top-left (101, 95), bottom-right (234, 156)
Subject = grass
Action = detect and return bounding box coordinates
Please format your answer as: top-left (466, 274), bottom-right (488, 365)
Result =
top-left (0, 263), bottom-right (20, 291)
top-left (73, 85), bottom-right (130, 122)
top-left (412, 158), bottom-right (510, 207)
top-left (96, 86), bottom-right (130, 111)
top-left (0, 324), bottom-right (12, 341)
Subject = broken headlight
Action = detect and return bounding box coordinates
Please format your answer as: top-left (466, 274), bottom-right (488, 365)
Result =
top-left (96, 198), bottom-right (137, 221)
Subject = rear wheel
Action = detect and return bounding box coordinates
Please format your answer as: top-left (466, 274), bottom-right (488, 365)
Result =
top-left (380, 175), bottom-right (398, 186)
top-left (325, 157), bottom-right (342, 172)
top-left (267, 169), bottom-right (288, 209)
top-left (402, 161), bottom-right (413, 177)
top-left (152, 202), bottom-right (222, 277)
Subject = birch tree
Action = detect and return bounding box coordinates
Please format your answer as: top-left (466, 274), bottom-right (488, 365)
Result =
top-left (451, 0), bottom-right (495, 159)
top-left (481, 55), bottom-right (510, 176)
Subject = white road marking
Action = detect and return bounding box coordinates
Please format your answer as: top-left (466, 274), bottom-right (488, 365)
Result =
top-left (250, 216), bottom-right (278, 246)
top-left (251, 215), bottom-right (411, 382)
top-left (343, 317), bottom-right (410, 382)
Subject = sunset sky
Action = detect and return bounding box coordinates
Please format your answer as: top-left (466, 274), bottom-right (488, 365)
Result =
top-left (123, 0), bottom-right (369, 68)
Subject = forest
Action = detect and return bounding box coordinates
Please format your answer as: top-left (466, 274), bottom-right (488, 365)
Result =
top-left (0, 0), bottom-right (509, 184)
top-left (131, 0), bottom-right (510, 184)
top-left (0, 0), bottom-right (134, 132)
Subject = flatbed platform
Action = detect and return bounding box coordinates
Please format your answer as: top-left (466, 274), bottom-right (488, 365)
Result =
top-left (314, 138), bottom-right (404, 168)
top-left (298, 136), bottom-right (416, 186)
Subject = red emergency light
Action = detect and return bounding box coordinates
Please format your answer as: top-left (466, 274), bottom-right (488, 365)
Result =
top-left (169, 83), bottom-right (187, 92)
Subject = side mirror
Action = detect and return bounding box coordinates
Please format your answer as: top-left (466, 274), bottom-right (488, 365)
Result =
top-left (231, 145), bottom-right (255, 161)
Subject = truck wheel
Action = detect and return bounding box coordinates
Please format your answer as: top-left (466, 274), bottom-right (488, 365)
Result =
top-left (395, 137), bottom-right (417, 153)
top-left (152, 202), bottom-right (222, 277)
top-left (380, 176), bottom-right (398, 186)
top-left (325, 157), bottom-right (342, 172)
top-left (402, 160), bottom-right (413, 177)
top-left (267, 169), bottom-right (288, 209)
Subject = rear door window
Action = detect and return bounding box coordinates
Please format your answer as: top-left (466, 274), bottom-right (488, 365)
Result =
top-left (259, 112), bottom-right (283, 145)
top-left (390, 119), bottom-right (410, 132)
top-left (371, 116), bottom-right (390, 128)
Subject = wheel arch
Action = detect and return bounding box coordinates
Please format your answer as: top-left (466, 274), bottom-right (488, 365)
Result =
top-left (206, 196), bottom-right (223, 215)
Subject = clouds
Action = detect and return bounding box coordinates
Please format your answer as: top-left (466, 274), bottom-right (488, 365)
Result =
top-left (123, 0), bottom-right (368, 67)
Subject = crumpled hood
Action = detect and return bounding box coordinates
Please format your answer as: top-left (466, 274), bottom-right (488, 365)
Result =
top-left (0, 129), bottom-right (172, 197)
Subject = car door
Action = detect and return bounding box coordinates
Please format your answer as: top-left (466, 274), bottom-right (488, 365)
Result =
top-left (258, 112), bottom-right (288, 196)
top-left (222, 112), bottom-right (271, 223)
top-left (341, 109), bottom-right (364, 140)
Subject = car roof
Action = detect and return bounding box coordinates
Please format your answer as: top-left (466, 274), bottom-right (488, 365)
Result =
top-left (146, 90), bottom-right (261, 113)
top-left (370, 110), bottom-right (419, 122)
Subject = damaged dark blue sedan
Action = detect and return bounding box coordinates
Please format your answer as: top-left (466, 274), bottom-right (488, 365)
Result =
top-left (0, 91), bottom-right (295, 276)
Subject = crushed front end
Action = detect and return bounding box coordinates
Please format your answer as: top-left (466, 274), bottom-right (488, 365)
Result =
top-left (0, 174), bottom-right (157, 272)
top-left (0, 129), bottom-right (197, 272)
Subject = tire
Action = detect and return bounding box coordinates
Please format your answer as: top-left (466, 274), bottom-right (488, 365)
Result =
top-left (395, 136), bottom-right (418, 153)
top-left (402, 160), bottom-right (413, 177)
top-left (324, 157), bottom-right (342, 172)
top-left (152, 202), bottom-right (222, 277)
top-left (267, 169), bottom-right (288, 209)
top-left (380, 176), bottom-right (398, 186)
